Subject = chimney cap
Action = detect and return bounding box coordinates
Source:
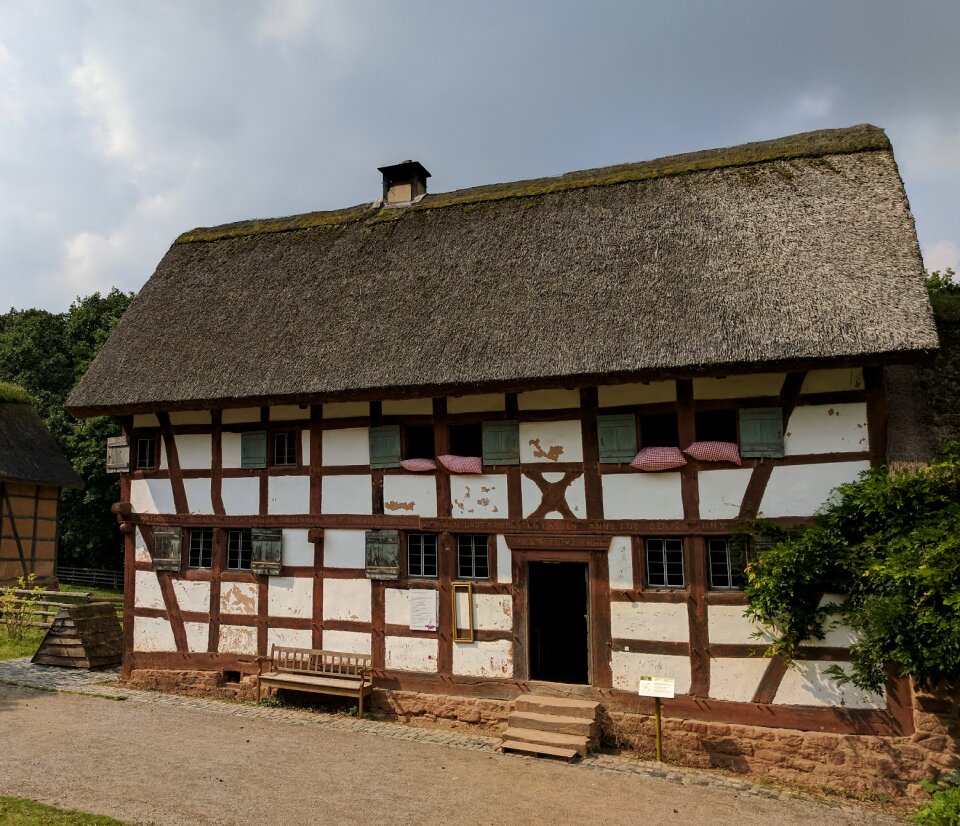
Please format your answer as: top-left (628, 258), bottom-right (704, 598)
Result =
top-left (377, 160), bottom-right (431, 182)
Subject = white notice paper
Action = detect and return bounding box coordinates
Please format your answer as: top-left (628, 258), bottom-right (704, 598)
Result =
top-left (410, 589), bottom-right (439, 632)
top-left (637, 676), bottom-right (675, 699)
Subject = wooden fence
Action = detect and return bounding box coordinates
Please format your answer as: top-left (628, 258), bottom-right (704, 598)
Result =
top-left (57, 566), bottom-right (124, 592)
top-left (2, 589), bottom-right (124, 629)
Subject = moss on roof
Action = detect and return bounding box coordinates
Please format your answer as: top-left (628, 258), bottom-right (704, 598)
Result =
top-left (177, 124), bottom-right (891, 245)
top-left (0, 382), bottom-right (32, 404)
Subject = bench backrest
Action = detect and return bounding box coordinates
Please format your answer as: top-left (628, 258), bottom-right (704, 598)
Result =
top-left (270, 646), bottom-right (371, 678)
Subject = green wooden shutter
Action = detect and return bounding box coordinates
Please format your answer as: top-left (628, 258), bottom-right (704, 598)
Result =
top-left (241, 430), bottom-right (268, 468)
top-left (597, 414), bottom-right (637, 463)
top-left (482, 420), bottom-right (520, 466)
top-left (152, 527), bottom-right (182, 571)
top-left (251, 528), bottom-right (283, 575)
top-left (365, 529), bottom-right (400, 579)
top-left (369, 425), bottom-right (401, 468)
top-left (739, 407), bottom-right (784, 458)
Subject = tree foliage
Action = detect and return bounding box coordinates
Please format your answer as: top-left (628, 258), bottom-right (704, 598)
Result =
top-left (0, 290), bottom-right (134, 569)
top-left (744, 442), bottom-right (960, 693)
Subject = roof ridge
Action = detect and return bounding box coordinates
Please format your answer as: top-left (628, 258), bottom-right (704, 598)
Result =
top-left (175, 124), bottom-right (889, 244)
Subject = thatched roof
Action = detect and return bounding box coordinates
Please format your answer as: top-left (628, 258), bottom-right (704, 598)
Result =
top-left (0, 398), bottom-right (83, 488)
top-left (67, 124), bottom-right (938, 416)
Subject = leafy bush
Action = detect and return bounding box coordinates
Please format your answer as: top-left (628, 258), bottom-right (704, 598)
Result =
top-left (0, 574), bottom-right (43, 639)
top-left (744, 443), bottom-right (960, 693)
top-left (913, 770), bottom-right (960, 825)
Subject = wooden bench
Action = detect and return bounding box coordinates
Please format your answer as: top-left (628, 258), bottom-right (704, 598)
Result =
top-left (256, 646), bottom-right (374, 717)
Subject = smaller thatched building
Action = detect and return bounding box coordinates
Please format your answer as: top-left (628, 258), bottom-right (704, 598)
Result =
top-left (0, 384), bottom-right (83, 586)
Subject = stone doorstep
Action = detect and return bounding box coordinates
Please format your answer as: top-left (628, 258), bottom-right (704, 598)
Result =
top-left (508, 710), bottom-right (597, 739)
top-left (514, 694), bottom-right (600, 719)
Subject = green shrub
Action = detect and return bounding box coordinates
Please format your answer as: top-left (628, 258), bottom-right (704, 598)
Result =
top-left (912, 771), bottom-right (960, 825)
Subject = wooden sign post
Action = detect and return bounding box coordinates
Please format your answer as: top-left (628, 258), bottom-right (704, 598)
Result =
top-left (637, 676), bottom-right (675, 762)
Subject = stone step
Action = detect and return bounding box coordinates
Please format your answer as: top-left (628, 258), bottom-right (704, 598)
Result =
top-left (500, 740), bottom-right (580, 762)
top-left (501, 726), bottom-right (590, 758)
top-left (514, 694), bottom-right (600, 719)
top-left (508, 710), bottom-right (597, 738)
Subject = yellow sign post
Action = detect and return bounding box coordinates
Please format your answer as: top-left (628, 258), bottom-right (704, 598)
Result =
top-left (637, 676), bottom-right (676, 762)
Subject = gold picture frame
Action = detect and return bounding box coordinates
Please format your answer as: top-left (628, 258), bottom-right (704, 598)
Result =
top-left (451, 582), bottom-right (475, 643)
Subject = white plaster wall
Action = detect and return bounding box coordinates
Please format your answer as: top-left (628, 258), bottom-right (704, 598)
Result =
top-left (223, 408), bottom-right (260, 424)
top-left (130, 478), bottom-right (175, 515)
top-left (172, 579), bottom-right (210, 614)
top-left (517, 388), bottom-right (580, 410)
top-left (268, 576), bottom-right (312, 618)
top-left (521, 474), bottom-right (542, 517)
top-left (565, 475), bottom-right (586, 518)
top-left (452, 639), bottom-right (513, 678)
top-left (170, 411), bottom-right (211, 426)
top-left (183, 478), bottom-right (214, 515)
top-left (323, 629), bottom-right (372, 655)
top-left (382, 398), bottom-right (432, 415)
top-left (601, 473), bottom-right (684, 520)
top-left (218, 624), bottom-right (258, 655)
top-left (222, 433), bottom-right (242, 468)
top-left (759, 461), bottom-right (870, 518)
top-left (282, 529), bottom-right (313, 567)
top-left (774, 661), bottom-right (885, 709)
top-left (608, 537), bottom-right (633, 590)
top-left (598, 381), bottom-right (676, 406)
top-left (453, 592), bottom-right (512, 631)
top-left (519, 420), bottom-right (583, 463)
top-left (133, 413), bottom-right (160, 428)
top-left (385, 588), bottom-right (411, 626)
top-left (612, 652), bottom-right (692, 694)
top-left (135, 528), bottom-right (151, 563)
top-left (323, 401), bottom-right (369, 419)
top-left (496, 535), bottom-right (512, 583)
top-left (321, 475), bottom-right (373, 515)
top-left (384, 474), bottom-right (438, 518)
top-left (267, 628), bottom-right (313, 650)
top-left (322, 578), bottom-right (371, 623)
top-left (158, 440), bottom-right (168, 471)
top-left (134, 570), bottom-right (165, 610)
top-left (268, 475), bottom-right (311, 515)
top-left (270, 404), bottom-right (309, 421)
top-left (133, 616), bottom-right (177, 652)
top-left (220, 582), bottom-right (258, 616)
top-left (693, 373), bottom-right (784, 399)
top-left (221, 477), bottom-right (260, 515)
top-left (385, 636), bottom-right (438, 672)
top-left (174, 434), bottom-right (212, 469)
top-left (450, 474), bottom-right (507, 518)
top-left (447, 393), bottom-right (505, 413)
top-left (323, 529), bottom-right (366, 568)
top-left (698, 468), bottom-right (753, 520)
top-left (710, 658), bottom-right (770, 702)
top-left (707, 605), bottom-right (774, 645)
top-left (611, 602), bottom-right (689, 642)
top-left (301, 430), bottom-right (310, 465)
top-left (784, 403), bottom-right (869, 455)
top-left (322, 428), bottom-right (370, 466)
top-left (184, 621), bottom-right (209, 654)
top-left (802, 368), bottom-right (864, 394)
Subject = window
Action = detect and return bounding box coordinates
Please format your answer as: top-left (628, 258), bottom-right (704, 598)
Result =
top-left (456, 535), bottom-right (489, 579)
top-left (448, 423), bottom-right (482, 456)
top-left (136, 437), bottom-right (157, 469)
top-left (645, 538), bottom-right (684, 588)
top-left (640, 413), bottom-right (679, 447)
top-left (694, 410), bottom-right (737, 443)
top-left (708, 537), bottom-right (748, 589)
top-left (273, 431), bottom-right (297, 466)
top-left (404, 425), bottom-right (436, 460)
top-left (227, 529), bottom-right (252, 571)
top-left (407, 533), bottom-right (438, 579)
top-left (188, 528), bottom-right (214, 568)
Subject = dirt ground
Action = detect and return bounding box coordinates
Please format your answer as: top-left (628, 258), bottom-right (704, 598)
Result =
top-left (0, 684), bottom-right (899, 826)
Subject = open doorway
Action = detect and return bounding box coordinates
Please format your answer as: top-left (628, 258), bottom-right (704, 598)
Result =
top-left (528, 561), bottom-right (589, 684)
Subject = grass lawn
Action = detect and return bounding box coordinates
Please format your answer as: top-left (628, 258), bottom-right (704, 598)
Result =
top-left (0, 629), bottom-right (44, 662)
top-left (57, 584), bottom-right (123, 602)
top-left (0, 797), bottom-right (132, 825)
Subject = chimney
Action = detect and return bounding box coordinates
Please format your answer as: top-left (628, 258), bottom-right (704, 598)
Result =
top-left (377, 160), bottom-right (431, 206)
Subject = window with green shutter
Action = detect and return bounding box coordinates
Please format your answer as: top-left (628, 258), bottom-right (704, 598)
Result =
top-left (241, 430), bottom-right (268, 468)
top-left (739, 407), bottom-right (784, 458)
top-left (151, 527), bottom-right (182, 571)
top-left (251, 528), bottom-right (283, 575)
top-left (597, 414), bottom-right (637, 462)
top-left (365, 529), bottom-right (400, 579)
top-left (481, 420), bottom-right (520, 466)
top-left (369, 425), bottom-right (401, 468)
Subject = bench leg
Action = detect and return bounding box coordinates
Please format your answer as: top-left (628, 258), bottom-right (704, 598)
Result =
top-left (358, 691), bottom-right (364, 719)
top-left (257, 678), bottom-right (261, 703)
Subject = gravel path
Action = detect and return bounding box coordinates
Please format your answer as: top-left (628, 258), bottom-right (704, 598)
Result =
top-left (0, 659), bottom-right (900, 826)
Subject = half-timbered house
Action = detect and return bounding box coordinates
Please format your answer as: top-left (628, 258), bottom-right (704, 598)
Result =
top-left (67, 125), bottom-right (939, 771)
top-left (1, 386), bottom-right (83, 585)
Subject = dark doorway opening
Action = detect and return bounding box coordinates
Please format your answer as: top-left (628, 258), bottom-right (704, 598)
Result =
top-left (528, 561), bottom-right (589, 684)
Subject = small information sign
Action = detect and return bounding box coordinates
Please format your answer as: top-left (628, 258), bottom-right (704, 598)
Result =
top-left (637, 676), bottom-right (675, 699)
top-left (409, 590), bottom-right (438, 632)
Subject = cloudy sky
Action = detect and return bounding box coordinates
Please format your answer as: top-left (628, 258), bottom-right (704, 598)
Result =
top-left (1, 0), bottom-right (958, 311)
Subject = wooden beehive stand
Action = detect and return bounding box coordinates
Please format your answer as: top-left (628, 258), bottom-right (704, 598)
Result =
top-left (31, 602), bottom-right (122, 669)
